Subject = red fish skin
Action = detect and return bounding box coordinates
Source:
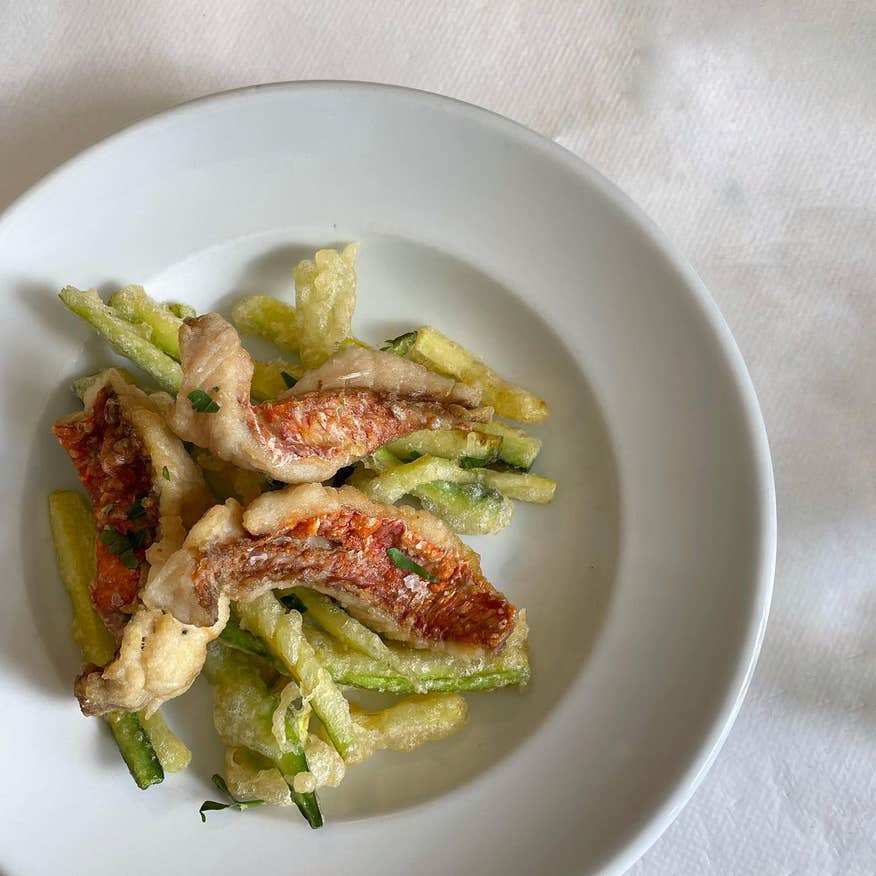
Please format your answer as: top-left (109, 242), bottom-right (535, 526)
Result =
top-left (53, 387), bottom-right (159, 637)
top-left (253, 388), bottom-right (480, 461)
top-left (194, 507), bottom-right (516, 650)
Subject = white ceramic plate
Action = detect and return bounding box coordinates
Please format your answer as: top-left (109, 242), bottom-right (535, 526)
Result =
top-left (0, 83), bottom-right (774, 875)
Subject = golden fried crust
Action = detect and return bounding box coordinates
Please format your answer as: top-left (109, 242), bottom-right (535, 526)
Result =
top-left (55, 369), bottom-right (216, 717)
top-left (162, 484), bottom-right (515, 652)
top-left (168, 314), bottom-right (490, 484)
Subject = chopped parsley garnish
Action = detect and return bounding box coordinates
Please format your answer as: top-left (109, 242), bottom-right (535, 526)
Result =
top-left (380, 331), bottom-right (417, 357)
top-left (281, 370), bottom-right (297, 388)
top-left (162, 465), bottom-right (171, 480)
top-left (99, 526), bottom-right (140, 570)
top-left (386, 547), bottom-right (438, 583)
top-left (128, 498), bottom-right (147, 520)
top-left (188, 388), bottom-right (221, 413)
top-left (199, 774), bottom-right (264, 822)
top-left (102, 502), bottom-right (115, 515)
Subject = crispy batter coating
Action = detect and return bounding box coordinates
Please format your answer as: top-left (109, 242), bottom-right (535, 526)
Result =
top-left (148, 484), bottom-right (517, 652)
top-left (168, 314), bottom-right (491, 483)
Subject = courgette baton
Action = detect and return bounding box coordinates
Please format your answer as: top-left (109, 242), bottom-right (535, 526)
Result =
top-left (166, 302), bottom-right (196, 320)
top-left (109, 285), bottom-right (184, 359)
top-left (219, 616), bottom-right (531, 694)
top-left (408, 326), bottom-right (548, 423)
top-left (305, 625), bottom-right (531, 694)
top-left (59, 287), bottom-right (182, 393)
top-left (413, 480), bottom-right (513, 535)
top-left (231, 295), bottom-right (300, 354)
top-left (206, 644), bottom-right (322, 827)
top-left (139, 710), bottom-right (192, 772)
top-left (476, 419), bottom-right (543, 470)
top-left (282, 587), bottom-right (400, 667)
top-left (104, 711), bottom-right (165, 789)
top-left (49, 491), bottom-right (191, 789)
top-left (361, 452), bottom-right (556, 506)
top-left (383, 429), bottom-right (501, 466)
top-left (234, 594), bottom-right (361, 760)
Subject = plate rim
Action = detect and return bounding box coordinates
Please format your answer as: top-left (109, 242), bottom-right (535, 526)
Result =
top-left (0, 80), bottom-right (777, 874)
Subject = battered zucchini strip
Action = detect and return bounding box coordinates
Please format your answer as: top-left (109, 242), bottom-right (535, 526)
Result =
top-left (104, 711), bottom-right (165, 789)
top-left (219, 618), bottom-right (286, 673)
top-left (232, 295), bottom-right (300, 355)
top-left (348, 693), bottom-right (468, 763)
top-left (362, 452), bottom-right (556, 505)
top-left (360, 449), bottom-right (513, 534)
top-left (234, 594), bottom-right (361, 761)
top-left (282, 587), bottom-right (400, 668)
top-left (476, 419), bottom-right (543, 470)
top-left (59, 287), bottom-right (182, 394)
top-left (109, 285), bottom-right (184, 359)
top-left (383, 429), bottom-right (501, 467)
top-left (251, 358), bottom-right (302, 402)
top-left (409, 326), bottom-right (548, 423)
top-left (48, 491), bottom-right (116, 666)
top-left (138, 709), bottom-right (192, 772)
top-left (413, 480), bottom-right (513, 535)
top-left (191, 448), bottom-right (269, 506)
top-left (294, 244), bottom-right (359, 370)
top-left (205, 644), bottom-right (323, 827)
top-left (66, 286), bottom-right (296, 405)
top-left (476, 469), bottom-right (557, 503)
top-left (219, 615), bottom-right (531, 693)
top-left (305, 624), bottom-right (531, 694)
top-left (167, 302), bottom-right (196, 320)
top-left (49, 490), bottom-right (183, 789)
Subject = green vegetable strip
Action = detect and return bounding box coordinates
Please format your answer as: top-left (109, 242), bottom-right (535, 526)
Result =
top-left (362, 453), bottom-right (556, 505)
top-left (276, 746), bottom-right (322, 828)
top-left (409, 326), bottom-right (548, 423)
top-left (206, 645), bottom-right (322, 827)
top-left (413, 480), bottom-right (513, 535)
top-left (104, 711), bottom-right (165, 789)
top-left (166, 302), bottom-right (196, 320)
top-left (231, 295), bottom-right (300, 354)
top-left (234, 594), bottom-right (361, 761)
top-left (251, 359), bottom-right (303, 402)
top-left (351, 693), bottom-right (467, 759)
top-left (48, 491), bottom-right (116, 666)
top-left (219, 618), bottom-right (530, 694)
top-left (476, 419), bottom-right (543, 470)
top-left (219, 618), bottom-right (286, 673)
top-left (363, 449), bottom-right (514, 533)
top-left (284, 587), bottom-right (400, 667)
top-left (383, 429), bottom-right (501, 465)
top-left (477, 469), bottom-right (556, 503)
top-left (306, 627), bottom-right (530, 694)
top-left (49, 491), bottom-right (189, 789)
top-left (59, 287), bottom-right (182, 393)
top-left (109, 285), bottom-right (184, 359)
top-left (139, 710), bottom-right (192, 772)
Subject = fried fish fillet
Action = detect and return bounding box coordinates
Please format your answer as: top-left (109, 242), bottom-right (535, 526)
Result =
top-left (53, 369), bottom-right (224, 717)
top-left (145, 483), bottom-right (517, 653)
top-left (167, 314), bottom-right (491, 484)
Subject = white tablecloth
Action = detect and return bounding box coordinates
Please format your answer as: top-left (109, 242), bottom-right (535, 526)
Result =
top-left (3, 2), bottom-right (873, 873)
